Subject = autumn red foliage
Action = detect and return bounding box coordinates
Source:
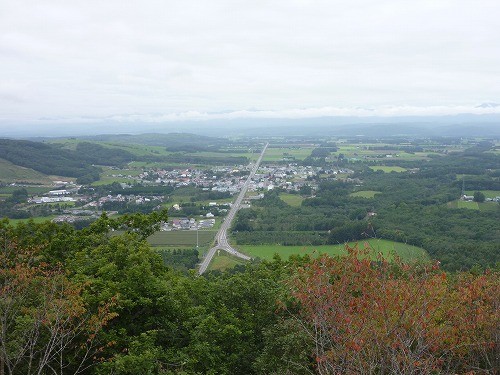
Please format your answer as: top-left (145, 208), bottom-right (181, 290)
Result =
top-left (288, 244), bottom-right (499, 374)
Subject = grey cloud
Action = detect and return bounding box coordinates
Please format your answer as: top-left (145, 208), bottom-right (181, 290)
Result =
top-left (0, 0), bottom-right (499, 126)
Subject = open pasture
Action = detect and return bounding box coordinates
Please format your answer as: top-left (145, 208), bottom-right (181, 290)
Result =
top-left (279, 193), bottom-right (304, 206)
top-left (0, 158), bottom-right (52, 184)
top-left (237, 239), bottom-right (429, 263)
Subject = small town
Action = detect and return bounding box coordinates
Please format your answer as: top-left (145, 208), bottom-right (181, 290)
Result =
top-left (20, 162), bottom-right (352, 228)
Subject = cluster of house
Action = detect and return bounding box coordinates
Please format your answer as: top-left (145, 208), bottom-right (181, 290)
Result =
top-left (461, 194), bottom-right (500, 202)
top-left (248, 164), bottom-right (322, 192)
top-left (52, 213), bottom-right (101, 223)
top-left (160, 218), bottom-right (216, 231)
top-left (107, 162), bottom-right (354, 197)
top-left (84, 194), bottom-right (164, 208)
top-left (110, 167), bottom-right (248, 189)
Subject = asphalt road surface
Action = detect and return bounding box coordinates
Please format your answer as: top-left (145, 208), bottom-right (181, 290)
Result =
top-left (198, 143), bottom-right (268, 274)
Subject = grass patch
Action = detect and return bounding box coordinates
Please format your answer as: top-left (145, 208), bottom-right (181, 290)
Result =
top-left (238, 239), bottom-right (429, 263)
top-left (208, 252), bottom-right (247, 271)
top-left (369, 166), bottom-right (407, 173)
top-left (457, 200), bottom-right (480, 210)
top-left (280, 193), bottom-right (304, 207)
top-left (0, 158), bottom-right (52, 183)
top-left (350, 190), bottom-right (381, 198)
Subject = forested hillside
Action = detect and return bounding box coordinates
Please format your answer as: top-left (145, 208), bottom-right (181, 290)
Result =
top-left (0, 139), bottom-right (98, 180)
top-left (0, 139), bottom-right (137, 183)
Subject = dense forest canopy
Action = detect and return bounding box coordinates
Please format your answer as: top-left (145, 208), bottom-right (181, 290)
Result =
top-left (0, 214), bottom-right (498, 374)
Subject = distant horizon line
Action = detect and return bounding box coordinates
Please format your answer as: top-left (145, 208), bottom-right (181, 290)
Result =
top-left (2, 103), bottom-right (500, 125)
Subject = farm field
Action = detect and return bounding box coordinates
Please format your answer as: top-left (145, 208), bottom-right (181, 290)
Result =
top-left (148, 230), bottom-right (216, 247)
top-left (237, 239), bottom-right (429, 262)
top-left (333, 145), bottom-right (432, 161)
top-left (448, 200), bottom-right (497, 211)
top-left (279, 193), bottom-right (304, 206)
top-left (349, 190), bottom-right (381, 198)
top-left (184, 150), bottom-right (258, 162)
top-left (369, 166), bottom-right (407, 173)
top-left (262, 147), bottom-right (313, 162)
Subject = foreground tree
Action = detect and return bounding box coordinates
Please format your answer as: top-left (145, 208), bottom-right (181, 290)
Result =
top-left (0, 243), bottom-right (116, 375)
top-left (288, 245), bottom-right (499, 374)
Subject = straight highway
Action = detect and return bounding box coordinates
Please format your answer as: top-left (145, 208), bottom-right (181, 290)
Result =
top-left (198, 142), bottom-right (268, 274)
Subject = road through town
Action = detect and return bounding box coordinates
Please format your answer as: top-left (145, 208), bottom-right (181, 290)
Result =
top-left (198, 143), bottom-right (268, 274)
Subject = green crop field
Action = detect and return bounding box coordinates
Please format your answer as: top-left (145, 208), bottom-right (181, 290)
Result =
top-left (280, 193), bottom-right (304, 206)
top-left (237, 239), bottom-right (429, 262)
top-left (262, 147), bottom-right (313, 162)
top-left (349, 190), bottom-right (381, 198)
top-left (369, 166), bottom-right (407, 173)
top-left (148, 230), bottom-right (216, 247)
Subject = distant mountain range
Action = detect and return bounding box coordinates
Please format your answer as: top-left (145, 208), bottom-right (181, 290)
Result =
top-left (3, 113), bottom-right (500, 138)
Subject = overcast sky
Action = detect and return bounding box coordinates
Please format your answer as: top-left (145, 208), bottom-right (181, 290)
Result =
top-left (1, 0), bottom-right (500, 126)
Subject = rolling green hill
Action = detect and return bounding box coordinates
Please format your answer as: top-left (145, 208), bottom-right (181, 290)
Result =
top-left (0, 158), bottom-right (52, 183)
